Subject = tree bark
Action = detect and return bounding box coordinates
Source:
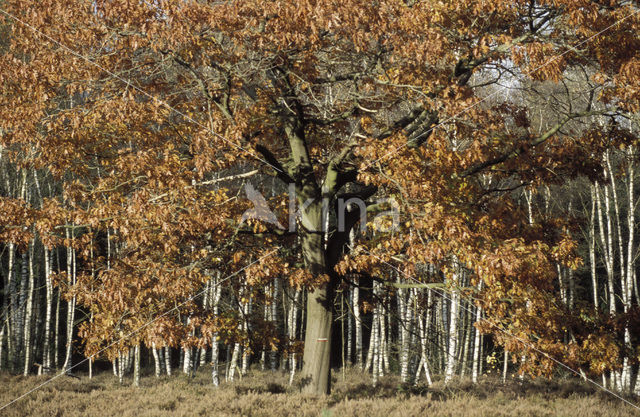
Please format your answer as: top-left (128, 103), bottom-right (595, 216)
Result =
top-left (164, 346), bottom-right (172, 376)
top-left (297, 165), bottom-right (332, 393)
top-left (23, 239), bottom-right (36, 375)
top-left (133, 344), bottom-right (141, 387)
top-left (62, 230), bottom-right (76, 373)
top-left (152, 343), bottom-right (161, 377)
top-left (211, 271), bottom-right (222, 386)
top-left (589, 185), bottom-right (598, 309)
top-left (444, 259), bottom-right (460, 384)
top-left (299, 232), bottom-right (332, 394)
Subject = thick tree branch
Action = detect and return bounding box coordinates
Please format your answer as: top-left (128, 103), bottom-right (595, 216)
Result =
top-left (255, 144), bottom-right (295, 184)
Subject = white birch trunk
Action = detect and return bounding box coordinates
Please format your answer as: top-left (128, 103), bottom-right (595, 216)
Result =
top-left (595, 182), bottom-right (616, 315)
top-left (228, 343), bottom-right (241, 381)
top-left (270, 278), bottom-right (280, 371)
top-left (589, 185), bottom-right (598, 309)
top-left (211, 271), bottom-right (222, 386)
top-left (62, 230), bottom-right (76, 373)
top-left (42, 247), bottom-right (53, 372)
top-left (118, 351), bottom-right (125, 384)
top-left (164, 346), bottom-right (172, 376)
top-left (398, 282), bottom-right (410, 383)
top-left (415, 288), bottom-right (432, 386)
top-left (241, 294), bottom-right (251, 375)
top-left (6, 243), bottom-right (15, 372)
top-left (133, 344), bottom-right (141, 387)
top-left (152, 343), bottom-right (161, 377)
top-left (379, 304), bottom-right (389, 376)
top-left (23, 239), bottom-right (36, 375)
top-left (353, 278), bottom-right (362, 368)
top-left (503, 350), bottom-right (509, 383)
top-left (288, 288), bottom-right (301, 385)
top-left (444, 259), bottom-right (460, 384)
top-left (183, 346), bottom-right (191, 375)
top-left (623, 147), bottom-right (635, 392)
top-left (471, 281), bottom-right (484, 383)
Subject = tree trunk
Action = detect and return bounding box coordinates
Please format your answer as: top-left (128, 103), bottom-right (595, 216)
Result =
top-left (164, 347), bottom-right (172, 376)
top-left (211, 271), bottom-right (222, 386)
top-left (182, 345), bottom-right (191, 375)
top-left (270, 278), bottom-right (280, 371)
top-left (353, 277), bottom-right (362, 368)
top-left (43, 247), bottom-right (53, 372)
top-left (288, 288), bottom-right (301, 385)
top-left (472, 283), bottom-right (484, 383)
top-left (398, 282), bottom-right (411, 383)
top-left (23, 239), bottom-right (36, 375)
top-left (6, 242), bottom-right (16, 372)
top-left (62, 228), bottom-right (77, 373)
top-left (595, 182), bottom-right (616, 315)
top-left (228, 343), bottom-right (240, 381)
top-left (299, 214), bottom-right (332, 395)
top-left (623, 147), bottom-right (635, 392)
top-left (133, 344), bottom-right (141, 387)
top-left (444, 259), bottom-right (460, 384)
top-left (503, 350), bottom-right (509, 383)
top-left (589, 185), bottom-right (598, 309)
top-left (415, 288), bottom-right (433, 386)
top-left (380, 300), bottom-right (390, 376)
top-left (152, 343), bottom-right (161, 377)
top-left (300, 270), bottom-right (332, 394)
top-left (0, 324), bottom-right (4, 372)
top-left (241, 293), bottom-right (251, 375)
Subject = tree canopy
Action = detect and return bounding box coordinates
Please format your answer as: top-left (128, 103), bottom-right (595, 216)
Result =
top-left (1, 0), bottom-right (639, 396)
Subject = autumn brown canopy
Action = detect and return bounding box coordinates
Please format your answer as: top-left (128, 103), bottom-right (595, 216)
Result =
top-left (0, 0), bottom-right (639, 396)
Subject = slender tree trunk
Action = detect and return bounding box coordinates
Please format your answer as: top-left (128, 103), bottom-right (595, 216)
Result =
top-left (623, 147), bottom-right (635, 392)
top-left (595, 182), bottom-right (616, 315)
top-left (503, 350), bottom-right (509, 383)
top-left (0, 324), bottom-right (4, 371)
top-left (353, 277), bottom-right (362, 369)
top-left (133, 344), bottom-right (141, 387)
top-left (164, 347), bottom-right (172, 376)
top-left (398, 282), bottom-right (411, 383)
top-left (460, 302), bottom-right (472, 378)
top-left (472, 282), bottom-right (484, 383)
top-left (118, 351), bottom-right (125, 384)
top-left (288, 288), bottom-right (301, 385)
top-left (380, 301), bottom-right (390, 376)
top-left (364, 285), bottom-right (378, 374)
top-left (270, 278), bottom-right (280, 371)
top-left (53, 286), bottom-right (60, 370)
top-left (370, 293), bottom-right (380, 385)
top-left (241, 293), bottom-right (251, 375)
top-left (590, 185), bottom-right (598, 309)
top-left (228, 343), bottom-right (240, 381)
top-left (43, 247), bottom-right (53, 372)
top-left (415, 288), bottom-right (432, 386)
top-left (182, 345), bottom-right (191, 375)
top-left (23, 239), bottom-right (37, 375)
top-left (211, 271), bottom-right (222, 386)
top-left (444, 259), bottom-right (460, 384)
top-left (62, 229), bottom-right (76, 373)
top-left (152, 343), bottom-right (161, 377)
top-left (347, 287), bottom-right (353, 366)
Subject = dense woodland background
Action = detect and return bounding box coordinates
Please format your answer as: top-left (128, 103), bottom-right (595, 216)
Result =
top-left (1, 0), bottom-right (640, 401)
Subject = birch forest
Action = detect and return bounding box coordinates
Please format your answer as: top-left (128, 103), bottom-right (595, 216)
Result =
top-left (1, 0), bottom-right (640, 405)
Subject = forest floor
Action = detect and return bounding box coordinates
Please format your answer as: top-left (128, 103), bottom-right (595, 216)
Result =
top-left (0, 367), bottom-right (638, 417)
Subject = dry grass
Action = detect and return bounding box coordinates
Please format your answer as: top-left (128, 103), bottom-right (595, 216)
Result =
top-left (0, 368), bottom-right (637, 417)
